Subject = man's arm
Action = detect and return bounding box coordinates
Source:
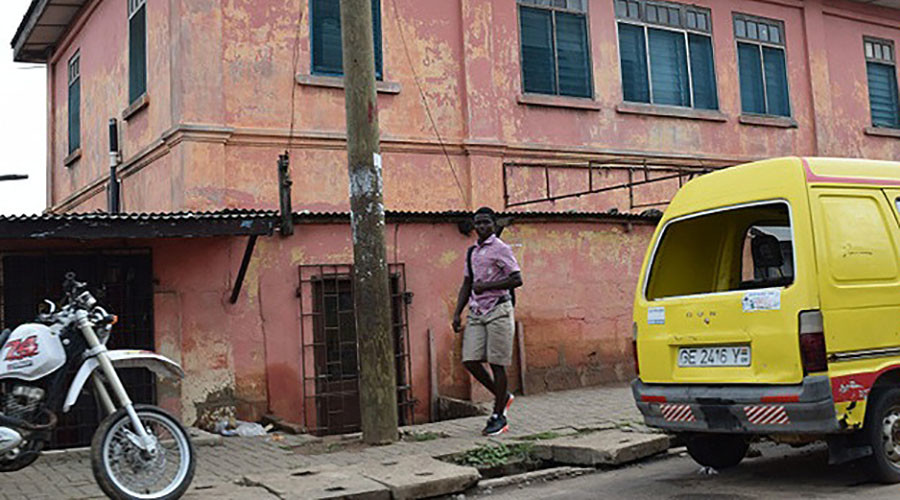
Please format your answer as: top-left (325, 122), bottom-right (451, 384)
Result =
top-left (452, 275), bottom-right (472, 332)
top-left (472, 271), bottom-right (523, 294)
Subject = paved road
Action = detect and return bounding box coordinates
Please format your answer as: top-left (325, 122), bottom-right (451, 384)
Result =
top-left (484, 442), bottom-right (900, 499)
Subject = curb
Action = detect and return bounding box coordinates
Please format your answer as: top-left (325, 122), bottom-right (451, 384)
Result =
top-left (474, 466), bottom-right (595, 492)
top-left (39, 427), bottom-right (223, 463)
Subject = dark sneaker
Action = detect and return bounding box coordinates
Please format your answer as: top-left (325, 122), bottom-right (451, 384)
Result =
top-left (484, 414), bottom-right (509, 436)
top-left (503, 393), bottom-right (515, 417)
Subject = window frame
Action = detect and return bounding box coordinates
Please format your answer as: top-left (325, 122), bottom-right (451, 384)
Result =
top-left (67, 51), bottom-right (81, 156)
top-left (642, 199), bottom-right (797, 302)
top-left (733, 13), bottom-right (791, 118)
top-left (309, 0), bottom-right (384, 80)
top-left (127, 0), bottom-right (148, 104)
top-left (864, 36), bottom-right (899, 129)
top-left (516, 0), bottom-right (595, 99)
top-left (614, 0), bottom-right (719, 110)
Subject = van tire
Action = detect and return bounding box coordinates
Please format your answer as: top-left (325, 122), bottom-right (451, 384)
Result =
top-left (685, 434), bottom-right (749, 469)
top-left (863, 388), bottom-right (900, 483)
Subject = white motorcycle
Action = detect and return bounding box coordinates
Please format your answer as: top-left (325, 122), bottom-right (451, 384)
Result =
top-left (0, 273), bottom-right (195, 499)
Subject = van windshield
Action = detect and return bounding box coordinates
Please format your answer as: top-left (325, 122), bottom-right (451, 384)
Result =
top-left (646, 202), bottom-right (794, 300)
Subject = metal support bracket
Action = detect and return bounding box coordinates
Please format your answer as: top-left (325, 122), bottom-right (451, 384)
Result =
top-left (230, 234), bottom-right (259, 304)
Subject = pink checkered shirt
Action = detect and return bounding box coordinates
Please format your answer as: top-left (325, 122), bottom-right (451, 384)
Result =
top-left (464, 235), bottom-right (520, 316)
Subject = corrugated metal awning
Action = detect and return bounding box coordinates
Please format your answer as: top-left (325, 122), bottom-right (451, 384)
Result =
top-left (11, 0), bottom-right (89, 63)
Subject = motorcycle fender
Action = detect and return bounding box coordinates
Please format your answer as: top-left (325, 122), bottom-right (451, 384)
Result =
top-left (63, 350), bottom-right (184, 413)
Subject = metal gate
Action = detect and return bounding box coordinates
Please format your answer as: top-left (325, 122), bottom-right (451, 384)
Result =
top-left (298, 264), bottom-right (414, 436)
top-left (0, 251), bottom-right (156, 448)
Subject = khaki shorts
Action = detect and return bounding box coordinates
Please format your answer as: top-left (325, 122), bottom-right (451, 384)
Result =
top-left (462, 301), bottom-right (515, 366)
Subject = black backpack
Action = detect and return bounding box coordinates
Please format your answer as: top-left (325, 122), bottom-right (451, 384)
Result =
top-left (467, 245), bottom-right (516, 306)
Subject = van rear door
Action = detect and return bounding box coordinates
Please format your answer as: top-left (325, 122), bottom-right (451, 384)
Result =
top-left (637, 201), bottom-right (807, 385)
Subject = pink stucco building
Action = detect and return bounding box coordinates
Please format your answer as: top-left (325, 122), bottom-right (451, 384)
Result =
top-left (9, 0), bottom-right (900, 441)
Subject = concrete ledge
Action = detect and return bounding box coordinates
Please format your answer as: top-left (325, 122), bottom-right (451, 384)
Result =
top-left (616, 102), bottom-right (728, 122)
top-left (349, 456), bottom-right (480, 500)
top-left (40, 427), bottom-right (222, 463)
top-left (533, 430), bottom-right (670, 466)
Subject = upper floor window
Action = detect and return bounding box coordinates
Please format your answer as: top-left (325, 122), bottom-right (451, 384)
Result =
top-left (68, 52), bottom-right (81, 156)
top-left (865, 37), bottom-right (899, 128)
top-left (518, 0), bottom-right (592, 98)
top-left (734, 14), bottom-right (790, 117)
top-left (616, 0), bottom-right (718, 110)
top-left (128, 0), bottom-right (147, 104)
top-left (311, 0), bottom-right (383, 79)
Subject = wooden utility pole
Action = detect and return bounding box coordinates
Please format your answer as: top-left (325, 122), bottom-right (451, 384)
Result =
top-left (340, 0), bottom-right (398, 444)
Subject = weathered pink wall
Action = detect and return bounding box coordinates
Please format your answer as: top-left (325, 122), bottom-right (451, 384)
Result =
top-left (43, 0), bottom-right (900, 215)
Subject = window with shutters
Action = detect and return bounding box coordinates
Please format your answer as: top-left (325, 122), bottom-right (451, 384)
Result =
top-left (311, 0), bottom-right (383, 80)
top-left (865, 37), bottom-right (899, 128)
top-left (67, 52), bottom-right (80, 156)
top-left (615, 0), bottom-right (718, 110)
top-left (518, 0), bottom-right (592, 99)
top-left (734, 14), bottom-right (790, 117)
top-left (128, 0), bottom-right (147, 104)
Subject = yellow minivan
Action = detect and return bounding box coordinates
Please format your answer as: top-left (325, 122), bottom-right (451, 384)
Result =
top-left (632, 157), bottom-right (900, 482)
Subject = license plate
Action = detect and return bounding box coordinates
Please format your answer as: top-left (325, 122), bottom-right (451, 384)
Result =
top-left (678, 346), bottom-right (751, 367)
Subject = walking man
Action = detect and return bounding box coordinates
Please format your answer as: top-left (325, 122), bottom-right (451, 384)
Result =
top-left (452, 207), bottom-right (523, 436)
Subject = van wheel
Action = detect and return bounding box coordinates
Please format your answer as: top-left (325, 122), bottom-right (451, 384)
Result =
top-left (685, 434), bottom-right (749, 469)
top-left (863, 388), bottom-right (900, 483)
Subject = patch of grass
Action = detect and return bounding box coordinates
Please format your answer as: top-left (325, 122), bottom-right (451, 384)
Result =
top-left (403, 431), bottom-right (444, 442)
top-left (449, 442), bottom-right (535, 469)
top-left (513, 431), bottom-right (563, 442)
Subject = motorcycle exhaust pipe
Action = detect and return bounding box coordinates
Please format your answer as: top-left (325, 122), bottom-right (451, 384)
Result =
top-left (0, 409), bottom-right (57, 432)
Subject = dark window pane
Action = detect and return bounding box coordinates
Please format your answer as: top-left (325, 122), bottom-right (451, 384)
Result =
top-left (648, 28), bottom-right (689, 106)
top-left (312, 0), bottom-right (382, 78)
top-left (618, 23), bottom-right (650, 103)
top-left (372, 0), bottom-right (382, 78)
top-left (556, 12), bottom-right (591, 97)
top-left (689, 34), bottom-right (717, 109)
top-left (68, 79), bottom-right (80, 154)
top-left (738, 42), bottom-right (765, 114)
top-left (128, 5), bottom-right (147, 103)
top-left (867, 61), bottom-right (900, 128)
top-left (520, 6), bottom-right (556, 95)
top-left (763, 47), bottom-right (790, 116)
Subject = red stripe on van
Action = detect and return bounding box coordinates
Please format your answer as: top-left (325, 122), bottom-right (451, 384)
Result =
top-left (642, 395), bottom-right (667, 403)
top-left (761, 395), bottom-right (800, 403)
top-left (802, 157), bottom-right (900, 187)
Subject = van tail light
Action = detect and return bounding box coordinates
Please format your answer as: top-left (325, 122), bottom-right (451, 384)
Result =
top-left (632, 322), bottom-right (640, 376)
top-left (799, 310), bottom-right (827, 374)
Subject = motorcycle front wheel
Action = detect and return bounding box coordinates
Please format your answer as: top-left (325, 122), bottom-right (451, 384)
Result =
top-left (90, 404), bottom-right (195, 500)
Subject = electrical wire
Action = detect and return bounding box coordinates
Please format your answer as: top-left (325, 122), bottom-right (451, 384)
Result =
top-left (388, 0), bottom-right (469, 207)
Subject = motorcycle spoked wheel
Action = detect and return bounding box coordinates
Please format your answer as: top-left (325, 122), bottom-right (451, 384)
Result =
top-left (90, 404), bottom-right (195, 500)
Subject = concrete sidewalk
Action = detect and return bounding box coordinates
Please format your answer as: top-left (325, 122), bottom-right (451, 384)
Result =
top-left (0, 384), bottom-right (643, 499)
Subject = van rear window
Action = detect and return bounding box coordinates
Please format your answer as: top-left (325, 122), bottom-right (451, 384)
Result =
top-left (646, 202), bottom-right (794, 300)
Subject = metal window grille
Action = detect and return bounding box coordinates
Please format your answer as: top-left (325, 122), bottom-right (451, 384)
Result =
top-left (0, 251), bottom-right (156, 448)
top-left (298, 264), bottom-right (414, 436)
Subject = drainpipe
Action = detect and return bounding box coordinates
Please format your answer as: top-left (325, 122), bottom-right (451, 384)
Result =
top-left (107, 119), bottom-right (121, 213)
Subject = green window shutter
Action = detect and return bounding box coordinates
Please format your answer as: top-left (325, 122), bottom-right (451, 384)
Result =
top-left (128, 4), bottom-right (147, 104)
top-left (373, 0), bottom-right (383, 79)
top-left (312, 0), bottom-right (343, 75)
top-left (762, 47), bottom-right (790, 116)
top-left (868, 61), bottom-right (900, 128)
top-left (688, 34), bottom-right (717, 110)
top-left (555, 12), bottom-right (591, 98)
top-left (648, 28), bottom-right (689, 107)
top-left (520, 6), bottom-right (556, 95)
top-left (68, 79), bottom-right (80, 154)
top-left (737, 42), bottom-right (765, 114)
top-left (618, 23), bottom-right (649, 103)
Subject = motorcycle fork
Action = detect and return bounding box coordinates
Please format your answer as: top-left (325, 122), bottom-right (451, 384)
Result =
top-left (76, 310), bottom-right (157, 453)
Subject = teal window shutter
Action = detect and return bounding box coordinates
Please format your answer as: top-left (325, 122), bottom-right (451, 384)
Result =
top-left (556, 12), bottom-right (591, 98)
top-left (312, 0), bottom-right (383, 78)
top-left (68, 77), bottom-right (80, 155)
top-left (520, 6), bottom-right (555, 95)
top-left (868, 61), bottom-right (900, 128)
top-left (688, 34), bottom-right (717, 110)
top-left (128, 4), bottom-right (147, 104)
top-left (738, 42), bottom-right (765, 114)
top-left (648, 28), bottom-right (689, 107)
top-left (618, 23), bottom-right (649, 103)
top-left (763, 47), bottom-right (789, 116)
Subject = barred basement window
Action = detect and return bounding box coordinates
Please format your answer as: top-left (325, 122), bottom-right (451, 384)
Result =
top-left (128, 0), bottom-right (147, 104)
top-left (865, 37), bottom-right (900, 128)
top-left (734, 14), bottom-right (790, 117)
top-left (615, 0), bottom-right (718, 110)
top-left (67, 52), bottom-right (81, 155)
top-left (518, 0), bottom-right (592, 98)
top-left (311, 0), bottom-right (383, 80)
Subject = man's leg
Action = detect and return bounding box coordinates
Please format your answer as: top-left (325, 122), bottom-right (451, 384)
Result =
top-left (489, 364), bottom-right (508, 415)
top-left (464, 361), bottom-right (497, 396)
